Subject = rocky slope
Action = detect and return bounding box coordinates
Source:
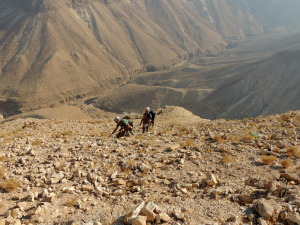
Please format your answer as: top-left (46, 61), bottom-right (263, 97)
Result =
top-left (0, 106), bottom-right (300, 224)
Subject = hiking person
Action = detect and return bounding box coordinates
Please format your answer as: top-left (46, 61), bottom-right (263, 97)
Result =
top-left (140, 107), bottom-right (152, 133)
top-left (110, 116), bottom-right (132, 138)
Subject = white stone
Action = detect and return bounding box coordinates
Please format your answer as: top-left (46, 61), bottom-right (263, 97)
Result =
top-left (206, 173), bottom-right (218, 186)
top-left (50, 173), bottom-right (64, 184)
top-left (287, 213), bottom-right (300, 224)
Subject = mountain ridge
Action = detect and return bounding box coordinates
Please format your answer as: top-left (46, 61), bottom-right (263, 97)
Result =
top-left (1, 0), bottom-right (300, 116)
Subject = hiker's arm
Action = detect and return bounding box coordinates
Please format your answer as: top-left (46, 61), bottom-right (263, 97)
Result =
top-left (140, 115), bottom-right (144, 125)
top-left (111, 125), bottom-right (119, 135)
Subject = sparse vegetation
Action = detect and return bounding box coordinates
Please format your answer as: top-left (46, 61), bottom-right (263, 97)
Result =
top-left (241, 134), bottom-right (255, 142)
top-left (221, 154), bottom-right (234, 163)
top-left (180, 139), bottom-right (197, 148)
top-left (53, 133), bottom-right (62, 138)
top-left (0, 167), bottom-right (5, 179)
top-left (287, 146), bottom-right (300, 158)
top-left (0, 107), bottom-right (299, 224)
top-left (0, 155), bottom-right (8, 161)
top-left (0, 179), bottom-right (21, 192)
top-left (32, 140), bottom-right (42, 146)
top-left (261, 155), bottom-right (277, 165)
top-left (281, 159), bottom-right (292, 168)
top-left (65, 197), bottom-right (79, 207)
top-left (214, 135), bottom-right (224, 143)
top-left (61, 130), bottom-right (74, 136)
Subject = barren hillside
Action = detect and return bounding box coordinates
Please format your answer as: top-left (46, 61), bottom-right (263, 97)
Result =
top-left (91, 47), bottom-right (300, 119)
top-left (0, 106), bottom-right (299, 224)
top-left (1, 0), bottom-right (300, 115)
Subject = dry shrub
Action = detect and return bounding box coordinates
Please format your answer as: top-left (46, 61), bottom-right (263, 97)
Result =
top-left (242, 118), bottom-right (249, 122)
top-left (282, 114), bottom-right (292, 122)
top-left (181, 139), bottom-right (197, 148)
top-left (31, 140), bottom-right (42, 146)
top-left (0, 179), bottom-right (21, 192)
top-left (227, 135), bottom-right (240, 142)
top-left (88, 130), bottom-right (99, 137)
top-left (53, 133), bottom-right (62, 138)
top-left (0, 155), bottom-right (8, 161)
top-left (281, 159), bottom-right (292, 168)
top-left (3, 137), bottom-right (14, 143)
top-left (98, 132), bottom-right (108, 137)
top-left (214, 135), bottom-right (224, 143)
top-left (86, 120), bottom-right (103, 124)
top-left (158, 129), bottom-right (174, 136)
top-left (287, 146), bottom-right (300, 158)
top-left (65, 197), bottom-right (78, 207)
top-left (135, 135), bottom-right (147, 140)
top-left (271, 147), bottom-right (280, 153)
top-left (0, 132), bottom-right (11, 138)
top-left (241, 134), bottom-right (255, 141)
top-left (261, 155), bottom-right (277, 165)
top-left (83, 147), bottom-right (90, 152)
top-left (0, 167), bottom-right (5, 179)
top-left (140, 172), bottom-right (148, 177)
top-left (61, 130), bottom-right (73, 136)
top-left (127, 159), bottom-right (138, 167)
top-left (121, 167), bottom-right (131, 174)
top-left (221, 154), bottom-right (234, 163)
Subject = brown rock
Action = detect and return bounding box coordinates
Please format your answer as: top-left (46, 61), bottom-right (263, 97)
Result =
top-left (141, 208), bottom-right (156, 222)
top-left (131, 216), bottom-right (147, 225)
top-left (158, 212), bottom-right (171, 222)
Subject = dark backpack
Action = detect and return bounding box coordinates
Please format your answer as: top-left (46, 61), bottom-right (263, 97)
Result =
top-left (149, 110), bottom-right (156, 119)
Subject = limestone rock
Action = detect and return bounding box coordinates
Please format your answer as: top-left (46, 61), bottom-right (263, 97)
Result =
top-left (255, 199), bottom-right (281, 221)
top-left (287, 213), bottom-right (300, 224)
top-left (124, 202), bottom-right (145, 224)
top-left (50, 173), bottom-right (64, 184)
top-left (257, 217), bottom-right (268, 225)
top-left (206, 173), bottom-right (218, 186)
top-left (157, 212), bottom-right (171, 222)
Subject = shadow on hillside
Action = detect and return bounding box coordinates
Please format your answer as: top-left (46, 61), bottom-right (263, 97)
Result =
top-left (112, 216), bottom-right (125, 225)
top-left (0, 114), bottom-right (46, 125)
top-left (21, 114), bottom-right (46, 119)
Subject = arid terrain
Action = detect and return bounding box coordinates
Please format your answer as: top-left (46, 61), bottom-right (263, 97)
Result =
top-left (1, 0), bottom-right (300, 118)
top-left (0, 106), bottom-right (300, 224)
top-left (90, 34), bottom-right (300, 119)
top-left (1, 1), bottom-right (300, 225)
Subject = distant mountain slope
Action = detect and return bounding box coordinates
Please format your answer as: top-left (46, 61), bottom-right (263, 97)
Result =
top-left (197, 50), bottom-right (300, 119)
top-left (91, 49), bottom-right (300, 119)
top-left (1, 0), bottom-right (300, 114)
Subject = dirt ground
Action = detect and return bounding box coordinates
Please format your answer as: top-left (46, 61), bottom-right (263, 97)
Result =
top-left (0, 106), bottom-right (300, 225)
